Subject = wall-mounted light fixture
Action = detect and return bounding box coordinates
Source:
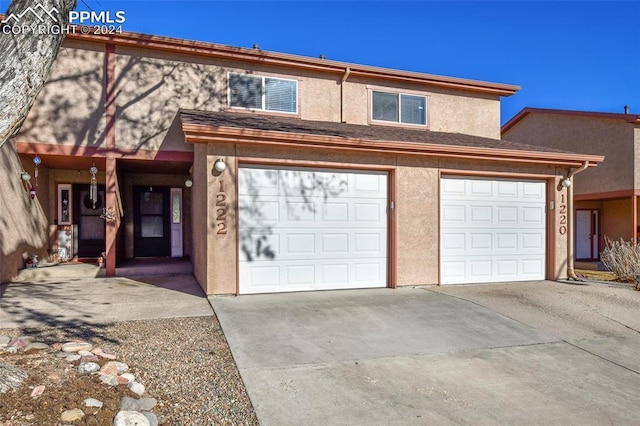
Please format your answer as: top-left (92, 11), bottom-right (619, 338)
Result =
top-left (20, 171), bottom-right (31, 182)
top-left (185, 178), bottom-right (193, 188)
top-left (214, 159), bottom-right (226, 173)
top-left (561, 177), bottom-right (572, 188)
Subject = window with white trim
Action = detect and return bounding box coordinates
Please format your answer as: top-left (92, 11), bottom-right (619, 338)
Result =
top-left (372, 90), bottom-right (427, 126)
top-left (228, 73), bottom-right (298, 113)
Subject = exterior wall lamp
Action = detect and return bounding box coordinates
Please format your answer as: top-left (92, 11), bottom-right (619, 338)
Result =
top-left (214, 159), bottom-right (226, 173)
top-left (20, 171), bottom-right (31, 182)
top-left (185, 178), bottom-right (193, 188)
top-left (561, 177), bottom-right (572, 188)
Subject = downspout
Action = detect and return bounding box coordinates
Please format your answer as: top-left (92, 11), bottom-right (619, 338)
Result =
top-left (340, 67), bottom-right (351, 123)
top-left (566, 161), bottom-right (590, 280)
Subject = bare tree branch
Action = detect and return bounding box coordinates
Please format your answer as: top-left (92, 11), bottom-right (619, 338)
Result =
top-left (0, 0), bottom-right (76, 148)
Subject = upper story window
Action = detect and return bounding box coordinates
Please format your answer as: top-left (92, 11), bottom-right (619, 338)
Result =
top-left (228, 72), bottom-right (298, 114)
top-left (371, 90), bottom-right (427, 126)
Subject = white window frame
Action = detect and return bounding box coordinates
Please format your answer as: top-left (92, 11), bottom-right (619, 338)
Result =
top-left (58, 183), bottom-right (73, 225)
top-left (370, 90), bottom-right (428, 127)
top-left (227, 72), bottom-right (299, 114)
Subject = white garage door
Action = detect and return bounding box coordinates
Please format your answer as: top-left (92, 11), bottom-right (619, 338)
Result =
top-left (238, 165), bottom-right (388, 294)
top-left (440, 176), bottom-right (546, 285)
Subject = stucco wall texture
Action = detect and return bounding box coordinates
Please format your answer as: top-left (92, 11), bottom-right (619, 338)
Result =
top-left (0, 143), bottom-right (50, 283)
top-left (503, 113), bottom-right (636, 195)
top-left (8, 36), bottom-right (569, 292)
top-left (19, 41), bottom-right (502, 153)
top-left (194, 144), bottom-right (568, 295)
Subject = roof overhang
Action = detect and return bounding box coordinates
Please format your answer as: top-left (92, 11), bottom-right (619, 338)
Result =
top-left (503, 107), bottom-right (640, 134)
top-left (181, 121), bottom-right (603, 168)
top-left (57, 30), bottom-right (519, 97)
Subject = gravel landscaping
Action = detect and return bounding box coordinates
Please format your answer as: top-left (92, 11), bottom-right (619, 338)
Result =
top-left (0, 315), bottom-right (258, 425)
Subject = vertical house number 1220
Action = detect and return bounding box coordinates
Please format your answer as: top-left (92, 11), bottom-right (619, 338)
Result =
top-left (216, 179), bottom-right (227, 235)
top-left (558, 193), bottom-right (567, 235)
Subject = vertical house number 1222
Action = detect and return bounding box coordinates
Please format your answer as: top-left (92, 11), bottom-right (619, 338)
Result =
top-left (216, 179), bottom-right (227, 235)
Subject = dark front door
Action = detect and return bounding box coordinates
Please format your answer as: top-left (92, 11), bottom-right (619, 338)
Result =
top-left (73, 185), bottom-right (106, 258)
top-left (134, 186), bottom-right (171, 257)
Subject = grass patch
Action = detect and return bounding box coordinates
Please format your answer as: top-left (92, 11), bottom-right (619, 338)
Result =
top-left (575, 269), bottom-right (617, 281)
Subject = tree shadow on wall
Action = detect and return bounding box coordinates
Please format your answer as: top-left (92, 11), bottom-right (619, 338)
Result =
top-left (19, 46), bottom-right (228, 157)
top-left (234, 166), bottom-right (348, 263)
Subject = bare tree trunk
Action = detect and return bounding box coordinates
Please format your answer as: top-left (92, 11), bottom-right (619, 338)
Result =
top-left (0, 0), bottom-right (76, 148)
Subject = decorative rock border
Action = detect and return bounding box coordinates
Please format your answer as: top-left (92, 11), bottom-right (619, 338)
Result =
top-left (0, 334), bottom-right (160, 425)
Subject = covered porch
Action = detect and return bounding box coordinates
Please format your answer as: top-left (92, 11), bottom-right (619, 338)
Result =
top-left (574, 189), bottom-right (640, 260)
top-left (15, 144), bottom-right (194, 277)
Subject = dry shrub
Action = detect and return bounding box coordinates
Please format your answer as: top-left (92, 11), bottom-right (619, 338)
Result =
top-left (600, 236), bottom-right (640, 289)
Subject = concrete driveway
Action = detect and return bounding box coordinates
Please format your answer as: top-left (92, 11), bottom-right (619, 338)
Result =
top-left (212, 281), bottom-right (640, 425)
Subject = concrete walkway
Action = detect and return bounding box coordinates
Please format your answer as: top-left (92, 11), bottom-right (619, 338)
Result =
top-left (212, 282), bottom-right (640, 425)
top-left (0, 274), bottom-right (212, 329)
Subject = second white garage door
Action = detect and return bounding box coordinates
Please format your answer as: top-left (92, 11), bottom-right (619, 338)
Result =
top-left (238, 165), bottom-right (388, 294)
top-left (440, 176), bottom-right (546, 285)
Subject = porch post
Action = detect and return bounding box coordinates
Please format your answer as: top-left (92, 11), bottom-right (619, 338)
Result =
top-left (633, 195), bottom-right (637, 242)
top-left (105, 157), bottom-right (117, 276)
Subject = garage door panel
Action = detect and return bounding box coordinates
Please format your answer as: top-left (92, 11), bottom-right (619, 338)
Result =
top-left (441, 204), bottom-right (466, 224)
top-left (441, 232), bottom-right (466, 253)
top-left (470, 179), bottom-right (493, 196)
top-left (239, 166), bottom-right (388, 294)
top-left (322, 203), bottom-right (349, 222)
top-left (321, 233), bottom-right (349, 254)
top-left (238, 167), bottom-right (280, 196)
top-left (441, 178), bottom-right (466, 196)
top-left (522, 182), bottom-right (545, 199)
top-left (522, 206), bottom-right (544, 224)
top-left (496, 181), bottom-right (518, 197)
top-left (319, 264), bottom-right (349, 287)
top-left (354, 232), bottom-right (384, 253)
top-left (239, 232), bottom-right (280, 262)
top-left (441, 177), bottom-right (546, 285)
top-left (470, 205), bottom-right (493, 224)
top-left (285, 201), bottom-right (316, 222)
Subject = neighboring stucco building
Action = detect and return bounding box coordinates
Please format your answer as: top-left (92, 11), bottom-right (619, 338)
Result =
top-left (503, 107), bottom-right (640, 260)
top-left (1, 30), bottom-right (602, 293)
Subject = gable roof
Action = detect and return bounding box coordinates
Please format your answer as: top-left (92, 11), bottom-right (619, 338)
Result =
top-left (180, 110), bottom-right (603, 168)
top-left (502, 107), bottom-right (640, 134)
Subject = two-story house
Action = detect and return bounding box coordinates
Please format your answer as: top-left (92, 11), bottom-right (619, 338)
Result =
top-left (0, 30), bottom-right (602, 294)
top-left (503, 108), bottom-right (640, 261)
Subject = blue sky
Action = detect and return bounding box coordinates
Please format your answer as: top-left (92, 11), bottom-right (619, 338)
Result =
top-left (3, 1), bottom-right (639, 124)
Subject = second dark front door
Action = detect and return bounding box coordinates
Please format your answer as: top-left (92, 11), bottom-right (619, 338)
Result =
top-left (134, 186), bottom-right (170, 257)
top-left (73, 184), bottom-right (106, 258)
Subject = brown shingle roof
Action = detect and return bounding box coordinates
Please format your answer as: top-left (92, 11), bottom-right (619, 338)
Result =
top-left (502, 107), bottom-right (640, 134)
top-left (180, 110), bottom-right (570, 154)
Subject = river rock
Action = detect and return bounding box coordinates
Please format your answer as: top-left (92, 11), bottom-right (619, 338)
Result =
top-left (142, 412), bottom-right (158, 426)
top-left (119, 396), bottom-right (140, 411)
top-left (99, 374), bottom-right (119, 386)
top-left (128, 381), bottom-right (145, 396)
top-left (61, 342), bottom-right (93, 353)
top-left (78, 362), bottom-right (100, 374)
top-left (138, 397), bottom-right (157, 411)
top-left (60, 408), bottom-right (84, 422)
top-left (84, 398), bottom-right (104, 408)
top-left (0, 336), bottom-right (10, 347)
top-left (24, 342), bottom-right (49, 353)
top-left (113, 411), bottom-right (150, 426)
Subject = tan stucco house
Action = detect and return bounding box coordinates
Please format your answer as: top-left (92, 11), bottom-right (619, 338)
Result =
top-left (503, 108), bottom-right (640, 261)
top-left (0, 30), bottom-right (603, 294)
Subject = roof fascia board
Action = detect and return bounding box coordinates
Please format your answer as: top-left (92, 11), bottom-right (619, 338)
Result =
top-left (181, 123), bottom-right (603, 168)
top-left (503, 107), bottom-right (640, 134)
top-left (64, 31), bottom-right (519, 96)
